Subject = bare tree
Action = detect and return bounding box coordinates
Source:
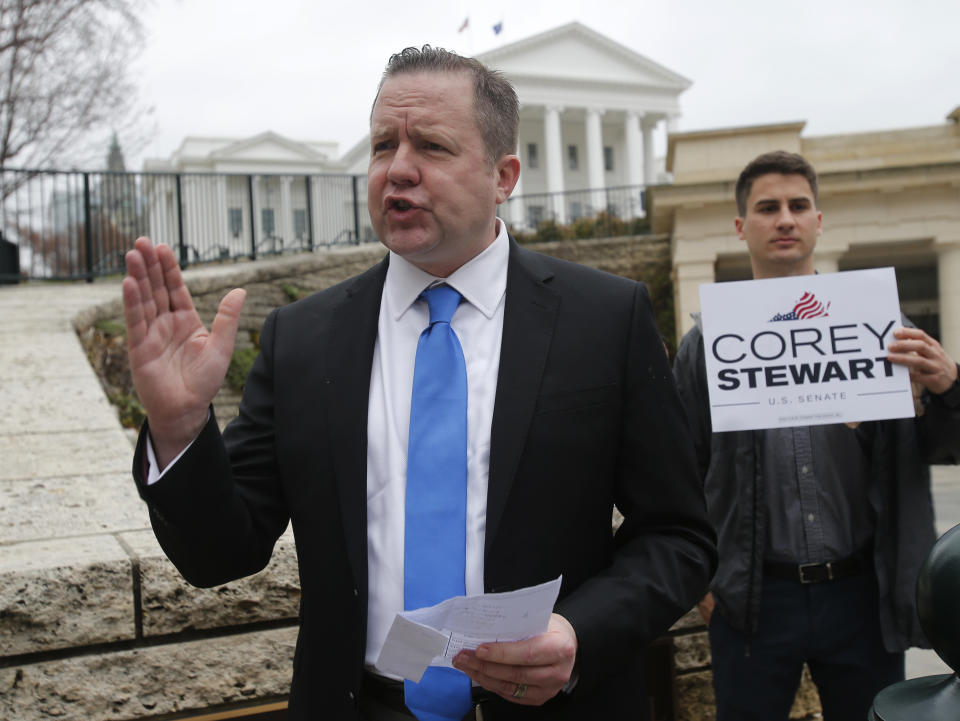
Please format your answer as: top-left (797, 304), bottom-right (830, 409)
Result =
top-left (0, 0), bottom-right (147, 171)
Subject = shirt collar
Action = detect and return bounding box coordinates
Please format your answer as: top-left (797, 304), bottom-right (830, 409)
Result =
top-left (385, 219), bottom-right (509, 321)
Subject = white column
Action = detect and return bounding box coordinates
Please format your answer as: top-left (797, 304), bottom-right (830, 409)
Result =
top-left (251, 178), bottom-right (262, 257)
top-left (280, 176), bottom-right (293, 251)
top-left (675, 260), bottom-right (716, 340)
top-left (543, 105), bottom-right (566, 224)
top-left (623, 111), bottom-right (643, 218)
top-left (216, 176), bottom-right (228, 250)
top-left (150, 182), bottom-right (165, 244)
top-left (585, 107), bottom-right (606, 214)
top-left (509, 140), bottom-right (525, 229)
top-left (624, 111), bottom-right (642, 187)
top-left (937, 242), bottom-right (960, 361)
top-left (311, 178), bottom-right (323, 244)
top-left (641, 115), bottom-right (659, 186)
top-left (813, 250), bottom-right (842, 274)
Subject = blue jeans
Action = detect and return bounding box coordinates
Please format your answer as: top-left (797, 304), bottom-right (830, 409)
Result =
top-left (709, 572), bottom-right (904, 721)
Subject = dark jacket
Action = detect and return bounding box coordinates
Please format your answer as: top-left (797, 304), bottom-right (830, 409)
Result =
top-left (673, 317), bottom-right (960, 652)
top-left (135, 241), bottom-right (717, 720)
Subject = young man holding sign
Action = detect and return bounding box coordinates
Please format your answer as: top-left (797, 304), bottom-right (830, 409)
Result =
top-left (673, 151), bottom-right (960, 720)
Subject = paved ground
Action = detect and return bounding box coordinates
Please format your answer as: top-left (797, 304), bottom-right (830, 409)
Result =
top-left (1, 272), bottom-right (957, 682)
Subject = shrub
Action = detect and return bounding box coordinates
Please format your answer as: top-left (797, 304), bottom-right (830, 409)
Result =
top-left (94, 319), bottom-right (126, 337)
top-left (226, 346), bottom-right (260, 391)
top-left (282, 283), bottom-right (309, 302)
top-left (114, 392), bottom-right (146, 429)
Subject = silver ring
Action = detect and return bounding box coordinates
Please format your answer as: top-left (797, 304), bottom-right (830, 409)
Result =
top-left (512, 683), bottom-right (527, 699)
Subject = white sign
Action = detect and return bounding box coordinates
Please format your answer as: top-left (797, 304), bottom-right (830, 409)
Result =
top-left (699, 268), bottom-right (914, 432)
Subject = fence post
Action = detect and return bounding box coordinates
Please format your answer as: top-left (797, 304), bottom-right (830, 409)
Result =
top-left (247, 175), bottom-right (257, 260)
top-left (305, 175), bottom-right (314, 252)
top-left (351, 175), bottom-right (361, 244)
top-left (174, 174), bottom-right (187, 268)
top-left (83, 173), bottom-right (94, 283)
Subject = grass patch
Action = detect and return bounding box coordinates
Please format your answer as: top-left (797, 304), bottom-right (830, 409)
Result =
top-left (94, 319), bottom-right (126, 337)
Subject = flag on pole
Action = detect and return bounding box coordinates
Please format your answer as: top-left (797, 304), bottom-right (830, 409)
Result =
top-left (492, 21), bottom-right (503, 35)
top-left (458, 17), bottom-right (469, 32)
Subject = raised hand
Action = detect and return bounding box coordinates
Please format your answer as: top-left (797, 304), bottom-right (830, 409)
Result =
top-left (122, 237), bottom-right (246, 468)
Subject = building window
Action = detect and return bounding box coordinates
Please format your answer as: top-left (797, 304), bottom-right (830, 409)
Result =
top-left (527, 143), bottom-right (539, 169)
top-left (570, 201), bottom-right (583, 221)
top-left (293, 209), bottom-right (307, 238)
top-left (261, 208), bottom-right (275, 236)
top-left (567, 144), bottom-right (579, 170)
top-left (604, 146), bottom-right (614, 172)
top-left (528, 205), bottom-right (544, 228)
top-left (228, 207), bottom-right (243, 238)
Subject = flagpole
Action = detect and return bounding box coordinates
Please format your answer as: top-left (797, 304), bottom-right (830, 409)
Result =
top-left (456, 15), bottom-right (473, 55)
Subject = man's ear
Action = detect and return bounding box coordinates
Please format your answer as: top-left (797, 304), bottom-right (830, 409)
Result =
top-left (495, 154), bottom-right (521, 205)
top-left (735, 216), bottom-right (746, 241)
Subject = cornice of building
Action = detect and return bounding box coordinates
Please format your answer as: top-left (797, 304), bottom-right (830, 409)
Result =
top-left (650, 161), bottom-right (960, 235)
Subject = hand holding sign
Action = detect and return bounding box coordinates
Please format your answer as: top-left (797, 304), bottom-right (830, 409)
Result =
top-left (887, 326), bottom-right (959, 396)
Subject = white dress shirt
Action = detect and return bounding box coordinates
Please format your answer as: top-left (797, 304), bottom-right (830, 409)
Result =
top-left (145, 220), bottom-right (509, 670)
top-left (365, 221), bottom-right (508, 667)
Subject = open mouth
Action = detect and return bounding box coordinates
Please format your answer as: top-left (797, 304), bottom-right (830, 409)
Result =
top-left (389, 198), bottom-right (416, 212)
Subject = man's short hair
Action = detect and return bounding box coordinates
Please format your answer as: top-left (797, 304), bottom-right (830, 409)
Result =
top-left (372, 45), bottom-right (519, 165)
top-left (735, 151), bottom-right (819, 216)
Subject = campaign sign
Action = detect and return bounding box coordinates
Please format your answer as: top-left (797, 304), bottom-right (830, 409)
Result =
top-left (699, 268), bottom-right (914, 432)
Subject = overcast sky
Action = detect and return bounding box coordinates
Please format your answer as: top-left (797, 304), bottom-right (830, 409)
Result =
top-left (131, 0), bottom-right (960, 169)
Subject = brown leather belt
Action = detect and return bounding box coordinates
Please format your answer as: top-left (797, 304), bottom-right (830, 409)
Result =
top-left (763, 547), bottom-right (870, 584)
top-left (361, 672), bottom-right (493, 720)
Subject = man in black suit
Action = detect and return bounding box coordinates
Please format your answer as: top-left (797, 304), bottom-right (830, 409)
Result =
top-left (123, 46), bottom-right (716, 720)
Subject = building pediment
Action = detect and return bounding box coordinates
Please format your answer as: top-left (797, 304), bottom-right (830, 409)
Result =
top-left (160, 132), bottom-right (342, 172)
top-left (478, 22), bottom-right (690, 92)
top-left (210, 131), bottom-right (333, 164)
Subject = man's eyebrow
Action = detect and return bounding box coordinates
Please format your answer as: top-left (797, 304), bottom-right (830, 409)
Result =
top-left (753, 196), bottom-right (812, 206)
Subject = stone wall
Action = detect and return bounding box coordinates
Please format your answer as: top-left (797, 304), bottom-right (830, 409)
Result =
top-left (1, 237), bottom-right (820, 720)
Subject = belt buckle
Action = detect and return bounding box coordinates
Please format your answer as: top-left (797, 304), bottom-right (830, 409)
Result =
top-left (798, 562), bottom-right (832, 583)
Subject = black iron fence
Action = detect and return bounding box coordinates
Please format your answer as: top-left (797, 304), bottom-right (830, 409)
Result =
top-left (502, 184), bottom-right (646, 235)
top-left (0, 168), bottom-right (376, 282)
top-left (0, 168), bottom-right (646, 282)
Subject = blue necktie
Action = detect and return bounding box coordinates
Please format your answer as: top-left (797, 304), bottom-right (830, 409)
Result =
top-left (403, 285), bottom-right (473, 721)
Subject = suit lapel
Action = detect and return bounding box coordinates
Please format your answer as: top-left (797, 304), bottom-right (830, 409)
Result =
top-left (320, 244), bottom-right (560, 590)
top-left (485, 241), bottom-right (559, 558)
top-left (325, 256), bottom-right (389, 597)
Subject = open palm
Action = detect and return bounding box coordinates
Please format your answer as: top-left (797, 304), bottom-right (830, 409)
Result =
top-left (122, 237), bottom-right (245, 466)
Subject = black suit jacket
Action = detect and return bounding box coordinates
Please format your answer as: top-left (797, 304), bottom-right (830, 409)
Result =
top-left (135, 239), bottom-right (716, 719)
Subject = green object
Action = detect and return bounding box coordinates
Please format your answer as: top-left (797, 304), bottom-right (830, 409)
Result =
top-left (226, 347), bottom-right (259, 391)
top-left (870, 523), bottom-right (960, 720)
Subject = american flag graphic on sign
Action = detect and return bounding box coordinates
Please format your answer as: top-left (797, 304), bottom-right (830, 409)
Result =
top-left (769, 292), bottom-right (831, 321)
